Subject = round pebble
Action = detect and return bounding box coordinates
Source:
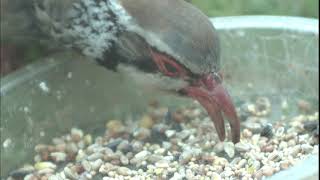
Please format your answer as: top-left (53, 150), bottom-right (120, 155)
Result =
top-left (117, 167), bottom-right (131, 176)
top-left (224, 142), bottom-right (235, 158)
top-left (235, 142), bottom-right (251, 152)
top-left (261, 166), bottom-right (274, 176)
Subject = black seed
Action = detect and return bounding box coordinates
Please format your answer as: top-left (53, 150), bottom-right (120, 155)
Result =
top-left (260, 123), bottom-right (273, 138)
top-left (105, 138), bottom-right (122, 152)
top-left (151, 125), bottom-right (168, 144)
top-left (166, 172), bottom-right (175, 179)
top-left (303, 121), bottom-right (318, 132)
top-left (313, 125), bottom-right (319, 137)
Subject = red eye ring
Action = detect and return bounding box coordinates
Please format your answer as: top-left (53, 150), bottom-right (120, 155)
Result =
top-left (149, 48), bottom-right (188, 78)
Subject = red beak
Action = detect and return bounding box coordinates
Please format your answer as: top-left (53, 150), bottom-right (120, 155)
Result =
top-left (148, 48), bottom-right (240, 143)
top-left (184, 74), bottom-right (240, 143)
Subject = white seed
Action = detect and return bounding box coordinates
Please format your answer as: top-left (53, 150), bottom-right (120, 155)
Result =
top-left (99, 163), bottom-right (117, 174)
top-left (81, 161), bottom-right (91, 172)
top-left (279, 141), bottom-right (288, 150)
top-left (301, 144), bottom-right (313, 153)
top-left (38, 167), bottom-right (55, 175)
top-left (71, 128), bottom-right (84, 141)
top-left (154, 148), bottom-right (166, 155)
top-left (235, 142), bottom-right (251, 152)
top-left (179, 151), bottom-right (193, 164)
top-left (155, 160), bottom-right (170, 168)
top-left (280, 160), bottom-right (290, 170)
top-left (91, 159), bottom-right (104, 171)
top-left (50, 152), bottom-right (67, 162)
top-left (224, 142), bottom-right (235, 158)
top-left (120, 155), bottom-right (129, 165)
top-left (64, 166), bottom-right (79, 180)
top-left (34, 162), bottom-right (56, 170)
top-left (117, 167), bottom-right (131, 176)
top-left (275, 127), bottom-right (285, 137)
top-left (261, 166), bottom-right (274, 176)
top-left (165, 130), bottom-right (176, 138)
top-left (237, 159), bottom-right (247, 169)
top-left (213, 142), bottom-right (224, 153)
top-left (134, 150), bottom-right (150, 161)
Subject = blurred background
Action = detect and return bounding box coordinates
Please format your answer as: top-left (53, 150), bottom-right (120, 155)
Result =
top-left (1, 0), bottom-right (319, 77)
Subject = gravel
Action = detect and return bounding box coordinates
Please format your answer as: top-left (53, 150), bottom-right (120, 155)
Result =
top-left (6, 97), bottom-right (319, 180)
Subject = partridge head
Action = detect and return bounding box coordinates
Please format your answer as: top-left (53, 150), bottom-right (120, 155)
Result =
top-left (33, 0), bottom-right (240, 143)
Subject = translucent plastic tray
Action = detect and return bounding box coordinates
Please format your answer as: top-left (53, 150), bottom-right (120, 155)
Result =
top-left (1, 16), bottom-right (318, 178)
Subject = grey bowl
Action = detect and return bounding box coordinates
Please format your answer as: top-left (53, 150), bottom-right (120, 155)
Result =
top-left (1, 16), bottom-right (319, 178)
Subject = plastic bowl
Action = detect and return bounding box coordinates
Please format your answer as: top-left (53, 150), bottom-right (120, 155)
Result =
top-left (1, 16), bottom-right (319, 178)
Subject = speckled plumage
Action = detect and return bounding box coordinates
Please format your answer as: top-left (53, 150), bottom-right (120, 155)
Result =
top-left (33, 0), bottom-right (220, 75)
top-left (34, 0), bottom-right (121, 59)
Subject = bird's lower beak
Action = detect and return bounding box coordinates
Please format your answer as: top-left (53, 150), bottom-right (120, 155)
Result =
top-left (183, 74), bottom-right (240, 143)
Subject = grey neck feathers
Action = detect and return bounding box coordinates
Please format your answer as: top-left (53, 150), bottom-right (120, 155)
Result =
top-left (34, 0), bottom-right (124, 60)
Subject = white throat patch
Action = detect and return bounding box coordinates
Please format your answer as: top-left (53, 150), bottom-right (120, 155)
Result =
top-left (117, 64), bottom-right (188, 92)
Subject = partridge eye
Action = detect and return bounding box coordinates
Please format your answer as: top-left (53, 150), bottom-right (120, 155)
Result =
top-left (162, 61), bottom-right (180, 76)
top-left (149, 48), bottom-right (188, 78)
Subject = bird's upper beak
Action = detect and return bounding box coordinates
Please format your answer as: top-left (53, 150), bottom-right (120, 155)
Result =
top-left (183, 73), bottom-right (240, 143)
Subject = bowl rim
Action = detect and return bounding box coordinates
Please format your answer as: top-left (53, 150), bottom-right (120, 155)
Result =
top-left (211, 15), bottom-right (319, 35)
